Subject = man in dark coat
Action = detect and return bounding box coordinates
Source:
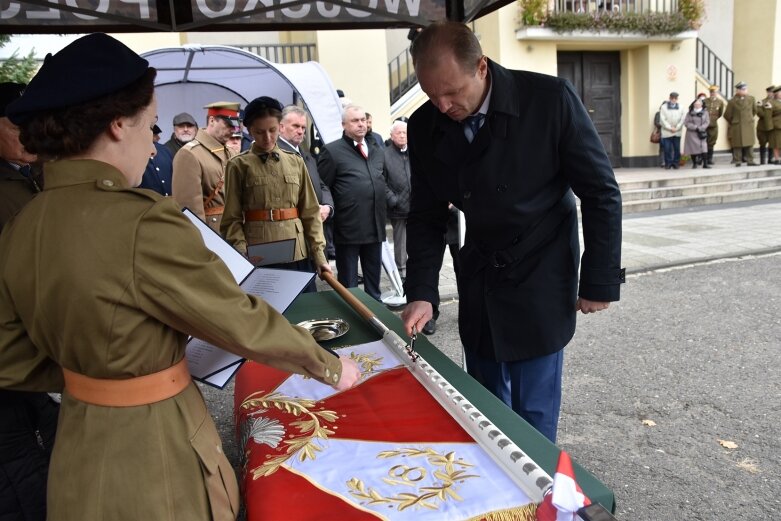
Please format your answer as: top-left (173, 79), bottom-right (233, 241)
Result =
top-left (164, 112), bottom-right (197, 157)
top-left (400, 22), bottom-right (623, 443)
top-left (278, 105), bottom-right (336, 260)
top-left (318, 104), bottom-right (387, 301)
top-left (383, 119), bottom-right (411, 278)
top-left (0, 81), bottom-right (58, 521)
top-left (140, 128), bottom-right (174, 196)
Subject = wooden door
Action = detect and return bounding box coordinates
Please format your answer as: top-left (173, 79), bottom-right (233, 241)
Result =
top-left (557, 51), bottom-right (622, 167)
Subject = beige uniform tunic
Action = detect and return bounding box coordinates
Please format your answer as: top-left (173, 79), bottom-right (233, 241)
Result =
top-left (0, 159), bottom-right (342, 521)
top-left (172, 129), bottom-right (235, 232)
top-left (221, 144), bottom-right (326, 267)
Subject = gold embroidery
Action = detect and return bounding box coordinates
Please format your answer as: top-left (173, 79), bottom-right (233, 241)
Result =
top-left (346, 447), bottom-right (479, 511)
top-left (239, 391), bottom-right (338, 479)
top-left (466, 503), bottom-right (539, 521)
top-left (301, 350), bottom-right (384, 380)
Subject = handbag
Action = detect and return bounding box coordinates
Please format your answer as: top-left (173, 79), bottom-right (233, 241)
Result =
top-left (697, 129), bottom-right (708, 140)
top-left (650, 128), bottom-right (661, 144)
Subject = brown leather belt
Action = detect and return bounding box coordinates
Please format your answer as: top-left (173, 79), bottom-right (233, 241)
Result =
top-left (204, 206), bottom-right (224, 216)
top-left (244, 208), bottom-right (299, 222)
top-left (62, 358), bottom-right (191, 407)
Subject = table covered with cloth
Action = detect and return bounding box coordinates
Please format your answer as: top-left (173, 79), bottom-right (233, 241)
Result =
top-left (234, 289), bottom-right (615, 520)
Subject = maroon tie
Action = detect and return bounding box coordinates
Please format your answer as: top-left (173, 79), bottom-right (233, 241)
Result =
top-left (357, 141), bottom-right (368, 159)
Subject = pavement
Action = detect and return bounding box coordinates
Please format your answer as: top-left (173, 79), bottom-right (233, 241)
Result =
top-left (425, 182), bottom-right (781, 302)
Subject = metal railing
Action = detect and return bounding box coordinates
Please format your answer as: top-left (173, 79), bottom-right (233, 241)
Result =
top-left (696, 38), bottom-right (733, 98)
top-left (388, 47), bottom-right (417, 105)
top-left (232, 43), bottom-right (317, 63)
top-left (551, 0), bottom-right (679, 14)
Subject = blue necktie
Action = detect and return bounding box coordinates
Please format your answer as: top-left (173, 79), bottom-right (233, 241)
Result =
top-left (463, 113), bottom-right (484, 143)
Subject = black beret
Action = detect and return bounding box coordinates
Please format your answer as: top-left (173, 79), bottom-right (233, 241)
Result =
top-left (243, 96), bottom-right (283, 127)
top-left (0, 82), bottom-right (25, 118)
top-left (7, 33), bottom-right (149, 124)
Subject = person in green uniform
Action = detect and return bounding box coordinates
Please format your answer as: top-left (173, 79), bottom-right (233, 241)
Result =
top-left (221, 97), bottom-right (330, 293)
top-left (770, 85), bottom-right (781, 164)
top-left (0, 33), bottom-right (360, 521)
top-left (703, 84), bottom-right (724, 165)
top-left (755, 85), bottom-right (775, 165)
top-left (723, 81), bottom-right (757, 166)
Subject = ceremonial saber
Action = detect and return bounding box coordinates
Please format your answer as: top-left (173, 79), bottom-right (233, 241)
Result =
top-left (320, 272), bottom-right (553, 503)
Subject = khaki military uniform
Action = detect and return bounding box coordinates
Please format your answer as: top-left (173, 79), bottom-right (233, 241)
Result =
top-left (724, 95), bottom-right (757, 164)
top-left (221, 144), bottom-right (326, 267)
top-left (770, 98), bottom-right (781, 151)
top-left (704, 96), bottom-right (724, 148)
top-left (0, 159), bottom-right (342, 521)
top-left (756, 96), bottom-right (774, 163)
top-left (172, 128), bottom-right (236, 232)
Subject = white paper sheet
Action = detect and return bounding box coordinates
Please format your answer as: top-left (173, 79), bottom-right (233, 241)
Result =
top-left (181, 206), bottom-right (316, 388)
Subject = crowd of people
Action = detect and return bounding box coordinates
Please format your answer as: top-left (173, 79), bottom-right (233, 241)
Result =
top-left (0, 22), bottom-right (624, 521)
top-left (654, 81), bottom-right (781, 168)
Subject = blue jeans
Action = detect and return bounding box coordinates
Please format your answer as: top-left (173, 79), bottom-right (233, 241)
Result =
top-left (662, 136), bottom-right (681, 167)
top-left (464, 349), bottom-right (564, 443)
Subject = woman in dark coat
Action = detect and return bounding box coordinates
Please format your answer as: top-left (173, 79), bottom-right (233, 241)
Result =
top-left (683, 99), bottom-right (711, 169)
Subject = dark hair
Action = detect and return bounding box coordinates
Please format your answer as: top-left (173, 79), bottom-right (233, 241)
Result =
top-left (410, 21), bottom-right (482, 74)
top-left (243, 96), bottom-right (283, 128)
top-left (18, 68), bottom-right (157, 158)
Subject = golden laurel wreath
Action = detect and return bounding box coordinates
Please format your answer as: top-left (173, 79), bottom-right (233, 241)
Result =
top-left (346, 447), bottom-right (479, 511)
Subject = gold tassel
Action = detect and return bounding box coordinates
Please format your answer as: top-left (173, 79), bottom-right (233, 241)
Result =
top-left (466, 502), bottom-right (538, 521)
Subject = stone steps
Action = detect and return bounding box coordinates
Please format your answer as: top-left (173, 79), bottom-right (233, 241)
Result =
top-left (614, 164), bottom-right (781, 214)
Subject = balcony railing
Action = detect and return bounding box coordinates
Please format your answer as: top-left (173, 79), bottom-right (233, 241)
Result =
top-left (696, 38), bottom-right (734, 99)
top-left (388, 47), bottom-right (417, 105)
top-left (550, 0), bottom-right (679, 14)
top-left (232, 43), bottom-right (317, 64)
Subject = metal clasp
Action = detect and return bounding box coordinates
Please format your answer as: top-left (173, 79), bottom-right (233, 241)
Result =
top-left (405, 326), bottom-right (420, 363)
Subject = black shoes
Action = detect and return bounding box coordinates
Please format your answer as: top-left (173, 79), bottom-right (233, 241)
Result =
top-left (422, 319), bottom-right (436, 335)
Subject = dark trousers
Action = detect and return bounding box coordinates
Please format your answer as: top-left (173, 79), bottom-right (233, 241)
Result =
top-left (335, 242), bottom-right (382, 301)
top-left (266, 258), bottom-right (317, 293)
top-left (0, 391), bottom-right (59, 521)
top-left (464, 349), bottom-right (564, 443)
top-left (661, 136), bottom-right (681, 167)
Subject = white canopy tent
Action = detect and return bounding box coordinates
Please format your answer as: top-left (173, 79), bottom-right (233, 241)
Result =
top-left (141, 45), bottom-right (344, 145)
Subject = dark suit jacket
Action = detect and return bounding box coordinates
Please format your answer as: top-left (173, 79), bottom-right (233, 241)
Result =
top-left (317, 134), bottom-right (386, 245)
top-left (139, 142), bottom-right (173, 197)
top-left (0, 160), bottom-right (41, 233)
top-left (406, 59), bottom-right (623, 362)
top-left (277, 138), bottom-right (334, 213)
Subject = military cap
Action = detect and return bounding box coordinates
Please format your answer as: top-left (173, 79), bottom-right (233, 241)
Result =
top-left (669, 91), bottom-right (679, 98)
top-left (152, 124), bottom-right (162, 135)
top-left (243, 96), bottom-right (284, 127)
top-left (773, 86), bottom-right (781, 93)
top-left (0, 82), bottom-right (25, 118)
top-left (204, 101), bottom-right (241, 127)
top-left (172, 112), bottom-right (197, 126)
top-left (708, 85), bottom-right (719, 92)
top-left (735, 81), bottom-right (748, 90)
top-left (767, 85), bottom-right (776, 92)
top-left (6, 33), bottom-right (148, 124)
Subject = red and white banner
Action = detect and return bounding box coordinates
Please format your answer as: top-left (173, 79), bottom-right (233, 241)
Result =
top-left (535, 451), bottom-right (591, 521)
top-left (235, 341), bottom-right (539, 520)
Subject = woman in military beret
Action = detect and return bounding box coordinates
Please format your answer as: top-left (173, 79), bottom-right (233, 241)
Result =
top-left (221, 96), bottom-right (330, 292)
top-left (0, 33), bottom-right (359, 521)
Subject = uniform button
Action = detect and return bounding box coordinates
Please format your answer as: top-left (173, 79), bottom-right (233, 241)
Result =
top-left (325, 368), bottom-right (331, 378)
top-left (216, 446), bottom-right (222, 454)
top-left (463, 191), bottom-right (471, 199)
top-left (332, 373), bottom-right (339, 383)
top-left (102, 180), bottom-right (114, 187)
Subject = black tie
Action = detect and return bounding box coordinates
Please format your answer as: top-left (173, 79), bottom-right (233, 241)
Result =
top-left (259, 151), bottom-right (280, 163)
top-left (463, 113), bottom-right (484, 143)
